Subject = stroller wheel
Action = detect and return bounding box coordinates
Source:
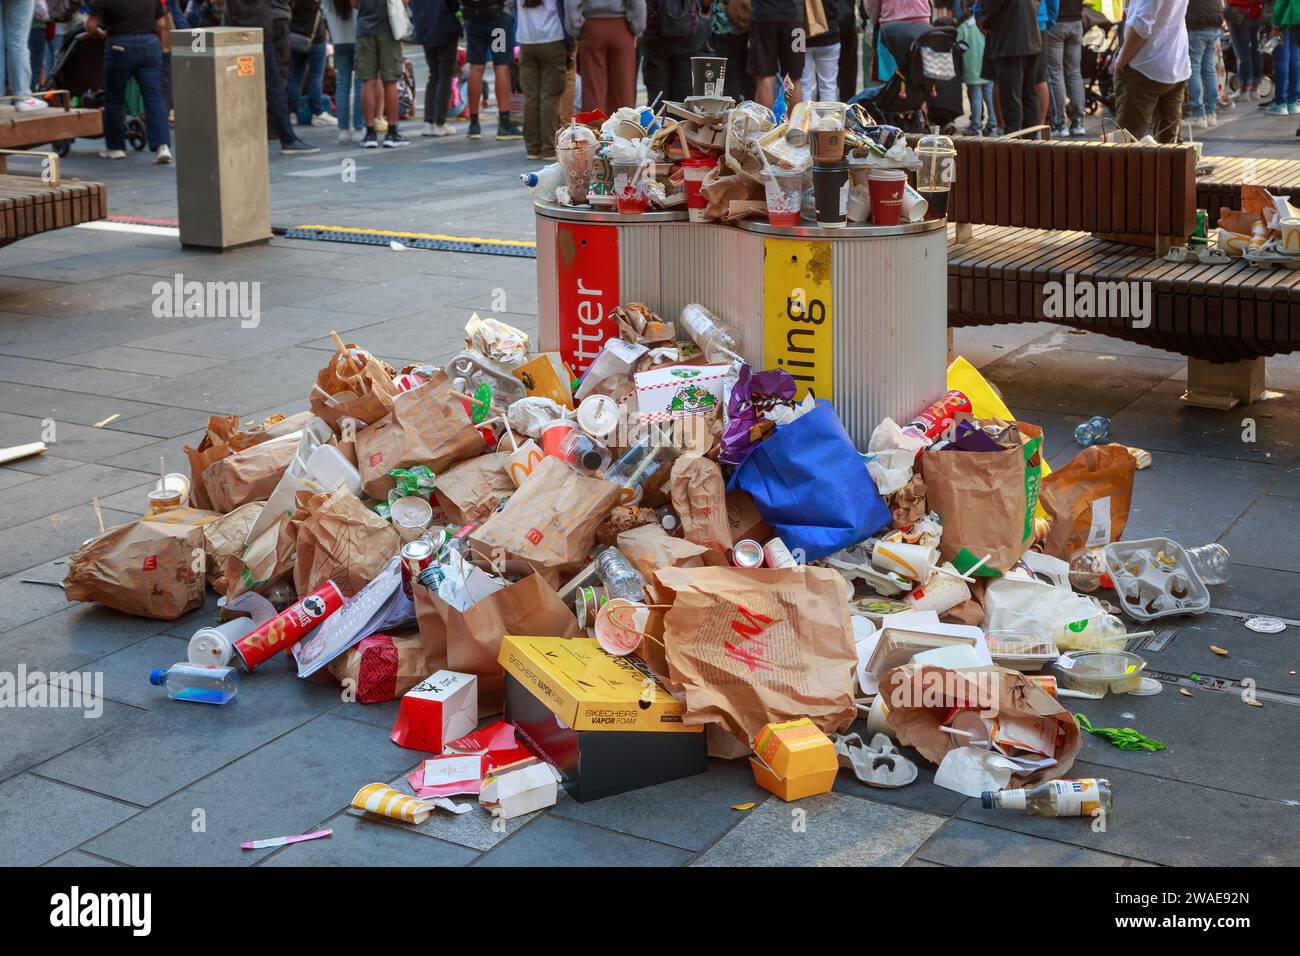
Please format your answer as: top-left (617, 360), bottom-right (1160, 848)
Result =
top-left (126, 118), bottom-right (147, 151)
top-left (53, 139), bottom-right (72, 157)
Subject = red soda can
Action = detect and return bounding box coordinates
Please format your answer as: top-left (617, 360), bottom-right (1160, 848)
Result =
top-left (904, 390), bottom-right (972, 442)
top-left (233, 582), bottom-right (344, 670)
top-left (400, 537), bottom-right (439, 600)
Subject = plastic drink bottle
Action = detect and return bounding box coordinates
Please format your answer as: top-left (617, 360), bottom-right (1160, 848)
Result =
top-left (982, 779), bottom-right (1113, 817)
top-left (149, 663), bottom-right (239, 704)
top-left (557, 430), bottom-right (612, 475)
top-left (519, 164), bottom-right (564, 202)
top-left (1074, 415), bottom-right (1110, 447)
top-left (595, 547), bottom-right (648, 603)
top-left (679, 304), bottom-right (744, 363)
top-left (605, 436), bottom-right (680, 505)
top-left (1185, 543), bottom-right (1231, 585)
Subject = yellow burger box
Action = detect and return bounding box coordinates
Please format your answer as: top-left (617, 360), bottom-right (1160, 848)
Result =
top-left (750, 718), bottom-right (839, 801)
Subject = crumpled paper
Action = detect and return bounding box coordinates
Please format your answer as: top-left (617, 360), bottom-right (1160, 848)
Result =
top-left (934, 745), bottom-right (1020, 797)
top-left (864, 417), bottom-right (928, 495)
top-left (505, 396), bottom-right (568, 439)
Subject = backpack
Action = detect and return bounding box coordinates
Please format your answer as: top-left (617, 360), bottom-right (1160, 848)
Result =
top-left (655, 0), bottom-right (696, 37)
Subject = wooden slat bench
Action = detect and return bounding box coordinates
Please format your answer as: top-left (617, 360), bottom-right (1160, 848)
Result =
top-left (0, 96), bottom-right (102, 151)
top-left (944, 131), bottom-right (1298, 408)
top-left (1196, 156), bottom-right (1300, 228)
top-left (0, 150), bottom-right (108, 248)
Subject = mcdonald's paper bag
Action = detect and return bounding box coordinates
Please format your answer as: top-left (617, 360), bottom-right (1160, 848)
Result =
top-left (202, 435), bottom-right (299, 513)
top-left (473, 457), bottom-right (621, 577)
top-left (617, 523), bottom-right (709, 578)
top-left (434, 452), bottom-right (517, 524)
top-left (669, 456), bottom-right (731, 551)
top-left (202, 501), bottom-right (264, 588)
top-left (183, 411), bottom-right (311, 511)
top-left (309, 345), bottom-right (399, 434)
top-left (652, 565), bottom-right (857, 752)
top-left (64, 508), bottom-right (221, 619)
top-left (293, 487), bottom-right (401, 599)
top-left (354, 370), bottom-right (485, 498)
top-left (1038, 443), bottom-right (1136, 560)
top-left (415, 572), bottom-right (580, 715)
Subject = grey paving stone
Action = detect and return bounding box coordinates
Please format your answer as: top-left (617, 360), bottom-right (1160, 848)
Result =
top-left (550, 758), bottom-right (767, 852)
top-left (832, 728), bottom-right (968, 817)
top-left (951, 323), bottom-right (1063, 371)
top-left (78, 713), bottom-right (424, 865)
top-left (0, 410), bottom-right (161, 465)
top-left (331, 696), bottom-right (403, 730)
top-left (0, 353), bottom-right (162, 396)
top-left (1220, 494), bottom-right (1300, 574)
top-left (60, 346), bottom-right (228, 378)
top-left (35, 654), bottom-right (347, 805)
top-left (50, 634), bottom-right (191, 710)
top-left (113, 345), bottom-right (330, 413)
top-left (1132, 614), bottom-right (1298, 694)
top-left (97, 436), bottom-right (186, 476)
top-left (1211, 566), bottom-right (1300, 620)
top-left (1122, 452), bottom-right (1284, 545)
top-left (0, 503), bottom-right (139, 578)
top-left (474, 814), bottom-right (692, 867)
top-left (1041, 326), bottom-right (1189, 362)
top-left (0, 601), bottom-right (175, 673)
top-left (0, 468), bottom-right (37, 491)
top-left (102, 405), bottom-right (214, 440)
top-left (0, 382), bottom-right (164, 428)
top-left (0, 686), bottom-right (136, 784)
top-left (0, 461), bottom-right (147, 530)
top-left (302, 273), bottom-right (503, 320)
top-left (0, 561), bottom-right (77, 633)
top-left (955, 761), bottom-right (1299, 866)
top-left (916, 819), bottom-right (1150, 867)
top-left (692, 791), bottom-right (944, 867)
top-left (122, 305), bottom-right (350, 359)
top-left (0, 773), bottom-right (137, 865)
top-left (980, 350), bottom-right (1183, 417)
top-left (43, 850), bottom-right (124, 866)
top-left (300, 309), bottom-right (478, 365)
top-left (261, 810), bottom-right (477, 866)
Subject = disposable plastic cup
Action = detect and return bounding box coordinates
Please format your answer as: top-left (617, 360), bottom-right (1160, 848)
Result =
top-left (681, 156), bottom-right (716, 223)
top-left (763, 169), bottom-right (803, 227)
top-left (612, 161), bottom-right (649, 215)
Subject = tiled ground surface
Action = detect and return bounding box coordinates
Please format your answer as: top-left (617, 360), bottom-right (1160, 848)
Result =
top-left (0, 88), bottom-right (1298, 867)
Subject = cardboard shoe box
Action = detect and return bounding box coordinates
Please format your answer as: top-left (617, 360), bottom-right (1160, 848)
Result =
top-left (749, 718), bottom-right (839, 802)
top-left (499, 635), bottom-right (707, 802)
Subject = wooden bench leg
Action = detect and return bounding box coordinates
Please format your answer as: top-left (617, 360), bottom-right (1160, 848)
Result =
top-left (954, 222), bottom-right (973, 244)
top-left (1181, 357), bottom-right (1266, 410)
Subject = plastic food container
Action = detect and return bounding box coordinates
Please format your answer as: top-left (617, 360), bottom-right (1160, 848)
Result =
top-left (1051, 650), bottom-right (1148, 696)
top-left (1103, 537), bottom-right (1211, 621)
top-left (985, 630), bottom-right (1059, 672)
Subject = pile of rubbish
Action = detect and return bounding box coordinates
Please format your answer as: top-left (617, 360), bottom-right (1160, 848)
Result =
top-left (1204, 184), bottom-right (1300, 267)
top-left (62, 304), bottom-right (1241, 831)
top-left (521, 88), bottom-right (956, 228)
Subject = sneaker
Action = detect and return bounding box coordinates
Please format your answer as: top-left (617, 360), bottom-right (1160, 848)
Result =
top-left (98, 148), bottom-right (126, 160)
top-left (350, 128), bottom-right (364, 143)
top-left (1192, 113), bottom-right (1210, 128)
top-left (14, 96), bottom-right (48, 112)
top-left (1051, 123), bottom-right (1070, 137)
top-left (467, 118), bottom-right (482, 139)
top-left (311, 112), bottom-right (337, 127)
top-left (1069, 120), bottom-right (1087, 135)
top-left (961, 125), bottom-right (980, 136)
top-left (360, 127), bottom-right (379, 148)
top-left (382, 129), bottom-right (410, 148)
top-left (1266, 102), bottom-right (1290, 115)
top-left (338, 128), bottom-right (352, 144)
top-left (289, 113), bottom-right (299, 125)
top-left (154, 144), bottom-right (172, 164)
top-left (281, 138), bottom-right (320, 155)
top-left (1290, 103), bottom-right (1300, 115)
top-left (1206, 113), bottom-right (1218, 127)
top-left (496, 121), bottom-right (524, 141)
top-left (430, 123), bottom-right (452, 137)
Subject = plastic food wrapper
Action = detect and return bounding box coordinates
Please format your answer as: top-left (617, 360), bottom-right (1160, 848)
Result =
top-left (64, 508), bottom-right (222, 620)
top-left (720, 365), bottom-right (797, 465)
top-left (351, 783), bottom-right (470, 823)
top-left (652, 565), bottom-right (858, 754)
top-left (763, 392), bottom-right (817, 427)
top-left (982, 566), bottom-right (1125, 651)
top-left (388, 465), bottom-right (436, 500)
top-left (465, 313), bottom-right (530, 366)
top-left (573, 338), bottom-right (647, 402)
top-left (506, 395), bottom-right (570, 437)
top-left (863, 417), bottom-right (928, 495)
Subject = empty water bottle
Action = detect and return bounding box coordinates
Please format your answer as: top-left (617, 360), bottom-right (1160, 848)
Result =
top-left (1074, 415), bottom-right (1110, 447)
top-left (1185, 543), bottom-right (1230, 585)
top-left (606, 435), bottom-right (680, 505)
top-left (595, 547), bottom-right (647, 603)
top-left (679, 304), bottom-right (744, 364)
top-left (557, 430), bottom-right (612, 475)
top-left (149, 663), bottom-right (239, 705)
top-left (519, 163), bottom-right (564, 202)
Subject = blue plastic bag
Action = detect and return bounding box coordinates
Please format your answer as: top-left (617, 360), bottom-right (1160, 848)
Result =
top-left (726, 400), bottom-right (892, 562)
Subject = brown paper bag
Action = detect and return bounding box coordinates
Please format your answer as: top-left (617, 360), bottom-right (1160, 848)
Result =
top-left (64, 508), bottom-right (221, 619)
top-left (293, 487), bottom-right (401, 599)
top-left (309, 345), bottom-right (399, 434)
top-left (354, 370), bottom-right (485, 497)
top-left (415, 572), bottom-right (580, 715)
top-left (202, 501), bottom-right (264, 588)
top-left (881, 663), bottom-right (1082, 787)
top-left (652, 565), bottom-right (857, 752)
top-left (326, 631), bottom-right (427, 702)
top-left (919, 421), bottom-right (1044, 573)
top-left (434, 452), bottom-right (516, 524)
top-left (887, 473), bottom-right (928, 530)
top-left (183, 412), bottom-right (310, 511)
top-left (617, 523), bottom-right (709, 578)
top-left (595, 505), bottom-right (660, 546)
top-left (670, 456), bottom-right (731, 551)
top-left (473, 456), bottom-right (620, 576)
top-left (201, 437), bottom-right (298, 513)
top-left (1038, 443), bottom-right (1136, 560)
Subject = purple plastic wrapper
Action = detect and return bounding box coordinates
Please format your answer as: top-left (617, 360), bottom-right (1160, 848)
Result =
top-left (945, 420), bottom-right (1003, 453)
top-left (719, 365), bottom-right (798, 465)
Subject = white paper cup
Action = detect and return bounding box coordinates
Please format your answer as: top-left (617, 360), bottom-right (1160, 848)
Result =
top-left (901, 183), bottom-right (929, 223)
top-left (577, 394), bottom-right (620, 441)
top-left (504, 438), bottom-right (544, 487)
top-left (903, 564), bottom-right (971, 614)
top-left (1280, 217), bottom-right (1300, 253)
top-left (871, 540), bottom-right (935, 581)
top-left (846, 185), bottom-right (871, 223)
top-left (188, 617), bottom-right (256, 666)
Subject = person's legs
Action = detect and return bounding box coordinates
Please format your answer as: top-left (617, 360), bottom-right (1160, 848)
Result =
top-left (4, 0), bottom-right (36, 96)
top-left (306, 41), bottom-right (328, 118)
top-left (1186, 29), bottom-right (1208, 117)
top-left (967, 82), bottom-right (984, 128)
top-left (777, 21), bottom-right (805, 104)
top-left (642, 34), bottom-right (668, 106)
top-left (837, 17), bottom-right (857, 101)
top-left (1284, 29), bottom-right (1300, 105)
top-left (1045, 21), bottom-right (1066, 127)
top-left (262, 38), bottom-right (296, 143)
top-left (520, 43), bottom-right (542, 155)
top-left (27, 23), bottom-right (44, 86)
top-left (668, 44), bottom-right (694, 102)
top-left (993, 56), bottom-right (1025, 134)
top-left (357, 35), bottom-right (380, 130)
top-left (1062, 20), bottom-right (1084, 123)
top-left (606, 18), bottom-right (637, 111)
top-left (538, 40), bottom-right (565, 155)
top-left (133, 35), bottom-right (170, 150)
top-left (433, 41), bottom-right (457, 124)
top-left (715, 31), bottom-right (747, 100)
top-left (100, 39), bottom-right (129, 150)
top-left (578, 20), bottom-right (609, 112)
top-left (815, 42), bottom-right (840, 101)
top-left (749, 20), bottom-right (778, 107)
top-left (1152, 80), bottom-right (1184, 143)
top-left (1114, 66), bottom-right (1165, 139)
top-left (287, 46), bottom-right (307, 119)
top-left (336, 43), bottom-right (356, 130)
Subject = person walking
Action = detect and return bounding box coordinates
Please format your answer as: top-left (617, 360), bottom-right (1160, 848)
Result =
top-left (641, 0), bottom-right (697, 105)
top-left (288, 0), bottom-right (335, 126)
top-left (86, 0), bottom-right (172, 161)
top-left (1186, 0), bottom-right (1224, 125)
top-left (567, 0), bottom-right (644, 113)
top-left (1224, 0), bottom-right (1262, 100)
top-left (411, 0), bottom-right (461, 135)
top-left (748, 0), bottom-right (803, 107)
top-left (802, 0), bottom-right (842, 101)
top-left (225, 0), bottom-right (318, 152)
top-left (957, 4), bottom-right (993, 132)
top-left (836, 0), bottom-right (858, 101)
top-left (516, 0), bottom-right (568, 159)
top-left (1046, 0), bottom-right (1085, 135)
top-left (979, 0), bottom-right (1041, 135)
top-left (1267, 0), bottom-right (1300, 115)
top-left (1112, 0), bottom-right (1190, 143)
top-left (709, 0), bottom-right (754, 101)
top-left (356, 0), bottom-right (411, 147)
top-left (324, 0), bottom-right (364, 141)
top-left (462, 0), bottom-right (523, 139)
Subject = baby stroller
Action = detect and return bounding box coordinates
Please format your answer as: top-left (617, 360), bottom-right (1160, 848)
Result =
top-left (859, 26), bottom-right (964, 132)
top-left (1080, 6), bottom-right (1120, 115)
top-left (45, 27), bottom-right (149, 156)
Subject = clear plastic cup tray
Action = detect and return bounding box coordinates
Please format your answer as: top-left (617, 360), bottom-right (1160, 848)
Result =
top-left (1102, 537), bottom-right (1211, 621)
